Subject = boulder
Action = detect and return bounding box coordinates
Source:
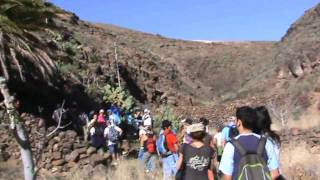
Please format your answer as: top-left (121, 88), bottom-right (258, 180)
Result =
top-left (90, 154), bottom-right (106, 166)
top-left (76, 147), bottom-right (87, 154)
top-left (67, 161), bottom-right (78, 168)
top-left (52, 152), bottom-right (62, 160)
top-left (52, 159), bottom-right (65, 166)
top-left (80, 154), bottom-right (89, 159)
top-left (62, 148), bottom-right (72, 154)
top-left (66, 130), bottom-right (77, 139)
top-left (66, 150), bottom-right (79, 162)
top-left (51, 166), bottom-right (63, 173)
top-left (62, 142), bottom-right (73, 149)
top-left (52, 143), bottom-right (60, 152)
top-left (87, 147), bottom-right (97, 155)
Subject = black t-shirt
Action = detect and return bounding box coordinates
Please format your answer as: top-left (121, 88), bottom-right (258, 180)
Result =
top-left (180, 143), bottom-right (214, 180)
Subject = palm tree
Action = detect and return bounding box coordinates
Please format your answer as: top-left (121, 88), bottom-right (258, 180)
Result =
top-left (0, 0), bottom-right (58, 82)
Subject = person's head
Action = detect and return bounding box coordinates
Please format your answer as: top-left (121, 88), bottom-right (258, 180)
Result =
top-left (144, 109), bottom-right (150, 115)
top-left (99, 109), bottom-right (104, 114)
top-left (254, 106), bottom-right (281, 144)
top-left (254, 106), bottom-right (272, 134)
top-left (199, 117), bottom-right (209, 126)
top-left (107, 109), bottom-right (112, 115)
top-left (235, 106), bottom-right (258, 132)
top-left (93, 114), bottom-right (98, 120)
top-left (161, 120), bottom-right (172, 130)
top-left (227, 116), bottom-right (236, 126)
top-left (181, 118), bottom-right (193, 127)
top-left (187, 123), bottom-right (206, 141)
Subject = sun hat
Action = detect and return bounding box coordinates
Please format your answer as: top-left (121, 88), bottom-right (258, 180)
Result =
top-left (187, 123), bottom-right (205, 133)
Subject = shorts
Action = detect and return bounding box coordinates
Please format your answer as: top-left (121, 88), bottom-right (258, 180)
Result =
top-left (162, 153), bottom-right (178, 179)
top-left (108, 144), bottom-right (118, 154)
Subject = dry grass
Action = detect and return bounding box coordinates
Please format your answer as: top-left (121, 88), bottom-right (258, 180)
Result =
top-left (281, 142), bottom-right (320, 179)
top-left (67, 159), bottom-right (162, 180)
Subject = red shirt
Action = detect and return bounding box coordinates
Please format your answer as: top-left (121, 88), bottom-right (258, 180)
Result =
top-left (164, 129), bottom-right (178, 153)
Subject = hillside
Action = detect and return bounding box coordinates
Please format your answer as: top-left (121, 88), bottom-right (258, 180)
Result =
top-left (0, 1), bottom-right (319, 125)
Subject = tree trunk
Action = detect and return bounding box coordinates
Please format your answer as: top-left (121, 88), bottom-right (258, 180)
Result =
top-left (0, 77), bottom-right (35, 180)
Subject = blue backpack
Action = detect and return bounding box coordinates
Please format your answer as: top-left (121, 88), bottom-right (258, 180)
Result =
top-left (156, 132), bottom-right (168, 155)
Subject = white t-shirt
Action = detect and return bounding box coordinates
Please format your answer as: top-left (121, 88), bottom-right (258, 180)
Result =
top-left (143, 114), bottom-right (152, 126)
top-left (139, 128), bottom-right (147, 136)
top-left (214, 132), bottom-right (223, 147)
top-left (104, 125), bottom-right (122, 146)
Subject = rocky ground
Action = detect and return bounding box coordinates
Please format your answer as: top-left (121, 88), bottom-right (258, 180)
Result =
top-left (0, 113), bottom-right (319, 180)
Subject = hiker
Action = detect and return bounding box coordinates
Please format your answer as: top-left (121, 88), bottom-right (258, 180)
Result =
top-left (213, 126), bottom-right (224, 163)
top-left (52, 104), bottom-right (68, 126)
top-left (177, 118), bottom-right (193, 145)
top-left (157, 120), bottom-right (179, 180)
top-left (89, 114), bottom-right (105, 148)
top-left (107, 109), bottom-right (121, 125)
top-left (200, 117), bottom-right (215, 148)
top-left (104, 119), bottom-right (123, 165)
top-left (134, 109), bottom-right (143, 127)
top-left (221, 116), bottom-right (239, 147)
top-left (141, 127), bottom-right (157, 174)
top-left (143, 108), bottom-right (152, 128)
top-left (254, 106), bottom-right (285, 179)
top-left (219, 106), bottom-right (280, 180)
top-left (98, 109), bottom-right (106, 124)
top-left (176, 123), bottom-right (216, 180)
top-left (78, 112), bottom-right (89, 142)
top-left (138, 125), bottom-right (148, 160)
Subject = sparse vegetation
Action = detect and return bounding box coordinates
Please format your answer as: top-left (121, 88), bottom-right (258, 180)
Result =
top-left (103, 84), bottom-right (135, 111)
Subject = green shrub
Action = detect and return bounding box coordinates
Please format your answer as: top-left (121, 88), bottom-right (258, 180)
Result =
top-left (153, 106), bottom-right (181, 134)
top-left (103, 84), bottom-right (135, 111)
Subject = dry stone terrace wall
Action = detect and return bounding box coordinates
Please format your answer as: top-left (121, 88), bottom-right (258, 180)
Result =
top-left (0, 114), bottom-right (112, 176)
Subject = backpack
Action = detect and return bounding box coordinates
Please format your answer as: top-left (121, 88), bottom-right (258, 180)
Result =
top-left (108, 126), bottom-right (119, 142)
top-left (228, 125), bottom-right (239, 140)
top-left (146, 134), bottom-right (156, 153)
top-left (231, 137), bottom-right (271, 180)
top-left (156, 133), bottom-right (170, 156)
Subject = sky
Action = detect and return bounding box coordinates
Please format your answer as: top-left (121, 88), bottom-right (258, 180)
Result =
top-left (49, 0), bottom-right (319, 41)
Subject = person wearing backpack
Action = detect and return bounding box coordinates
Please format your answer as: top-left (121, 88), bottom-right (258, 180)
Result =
top-left (104, 120), bottom-right (123, 165)
top-left (219, 106), bottom-right (280, 180)
top-left (221, 116), bottom-right (239, 147)
top-left (157, 120), bottom-right (179, 180)
top-left (254, 106), bottom-right (285, 180)
top-left (141, 128), bottom-right (157, 174)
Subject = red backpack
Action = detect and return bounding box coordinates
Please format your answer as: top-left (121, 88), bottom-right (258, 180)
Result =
top-left (146, 135), bottom-right (156, 153)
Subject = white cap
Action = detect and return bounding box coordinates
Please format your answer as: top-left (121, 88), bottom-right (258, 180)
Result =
top-left (99, 109), bottom-right (104, 113)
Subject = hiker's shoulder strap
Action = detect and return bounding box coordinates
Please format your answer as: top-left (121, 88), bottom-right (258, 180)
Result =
top-left (231, 139), bottom-right (247, 156)
top-left (257, 136), bottom-right (267, 156)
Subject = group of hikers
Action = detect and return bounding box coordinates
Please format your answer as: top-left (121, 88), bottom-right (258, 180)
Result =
top-left (136, 106), bottom-right (284, 180)
top-left (51, 103), bottom-right (285, 180)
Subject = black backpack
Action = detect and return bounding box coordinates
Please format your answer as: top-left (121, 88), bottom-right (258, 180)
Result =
top-left (231, 137), bottom-right (271, 180)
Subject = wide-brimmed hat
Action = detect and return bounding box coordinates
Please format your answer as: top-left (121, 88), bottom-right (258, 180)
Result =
top-left (187, 123), bottom-right (205, 133)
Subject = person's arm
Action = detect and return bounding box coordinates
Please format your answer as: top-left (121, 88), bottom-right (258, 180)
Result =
top-left (176, 153), bottom-right (184, 170)
top-left (219, 143), bottom-right (235, 179)
top-left (116, 126), bottom-right (123, 136)
top-left (265, 139), bottom-right (280, 180)
top-left (103, 128), bottom-right (108, 138)
top-left (270, 169), bottom-right (280, 180)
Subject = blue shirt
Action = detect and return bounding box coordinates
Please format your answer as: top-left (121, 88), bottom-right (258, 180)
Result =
top-left (219, 133), bottom-right (279, 178)
top-left (221, 123), bottom-right (235, 142)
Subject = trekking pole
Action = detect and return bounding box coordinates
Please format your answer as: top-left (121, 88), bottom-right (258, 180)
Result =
top-left (114, 42), bottom-right (121, 89)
